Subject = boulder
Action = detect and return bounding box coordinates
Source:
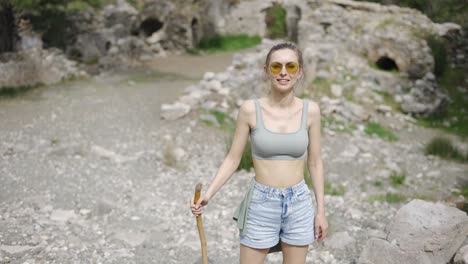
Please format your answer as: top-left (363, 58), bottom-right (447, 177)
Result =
top-left (358, 199), bottom-right (468, 264)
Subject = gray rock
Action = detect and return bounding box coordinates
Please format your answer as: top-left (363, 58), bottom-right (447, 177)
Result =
top-left (50, 209), bottom-right (77, 223)
top-left (454, 244), bottom-right (468, 264)
top-left (160, 102), bottom-right (191, 120)
top-left (360, 199), bottom-right (468, 264)
top-left (385, 199), bottom-right (468, 263)
top-left (323, 231), bottom-right (356, 250)
top-left (358, 238), bottom-right (432, 264)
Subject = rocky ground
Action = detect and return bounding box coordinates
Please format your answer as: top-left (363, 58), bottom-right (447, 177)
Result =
top-left (0, 49), bottom-right (467, 264)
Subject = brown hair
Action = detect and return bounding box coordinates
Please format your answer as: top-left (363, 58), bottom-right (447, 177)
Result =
top-left (264, 42), bottom-right (304, 72)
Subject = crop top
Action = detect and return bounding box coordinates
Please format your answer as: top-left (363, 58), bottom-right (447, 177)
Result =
top-left (250, 98), bottom-right (309, 160)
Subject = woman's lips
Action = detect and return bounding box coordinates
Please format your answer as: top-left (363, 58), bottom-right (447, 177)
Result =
top-left (277, 79), bottom-right (290, 85)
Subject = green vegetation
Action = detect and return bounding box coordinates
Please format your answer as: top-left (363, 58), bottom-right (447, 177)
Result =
top-left (373, 180), bottom-right (383, 187)
top-left (265, 2), bottom-right (287, 39)
top-left (353, 0), bottom-right (468, 29)
top-left (126, 70), bottom-right (190, 83)
top-left (310, 77), bottom-right (331, 98)
top-left (453, 185), bottom-right (468, 200)
top-left (199, 109), bottom-right (254, 172)
top-left (200, 109), bottom-right (236, 131)
top-left (424, 136), bottom-right (468, 162)
top-left (0, 84), bottom-right (41, 98)
top-left (191, 34), bottom-right (261, 54)
top-left (368, 192), bottom-right (407, 203)
top-left (373, 90), bottom-right (402, 112)
top-left (390, 171), bottom-right (406, 187)
top-left (415, 67), bottom-right (467, 138)
top-left (325, 181), bottom-right (346, 196)
top-left (426, 36), bottom-right (448, 78)
top-left (321, 116), bottom-right (357, 134)
top-left (364, 121), bottom-right (399, 141)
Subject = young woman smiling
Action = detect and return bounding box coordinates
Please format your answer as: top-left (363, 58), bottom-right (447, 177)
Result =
top-left (190, 42), bottom-right (328, 264)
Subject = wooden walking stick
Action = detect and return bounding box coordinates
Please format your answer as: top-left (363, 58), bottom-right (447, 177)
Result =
top-left (194, 183), bottom-right (208, 264)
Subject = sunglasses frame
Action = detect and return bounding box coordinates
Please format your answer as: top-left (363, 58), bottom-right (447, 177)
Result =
top-left (268, 61), bottom-right (300, 75)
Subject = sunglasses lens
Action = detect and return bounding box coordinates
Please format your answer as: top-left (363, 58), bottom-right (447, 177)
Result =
top-left (269, 62), bottom-right (299, 74)
top-left (286, 62), bottom-right (298, 74)
top-left (270, 62), bottom-right (282, 74)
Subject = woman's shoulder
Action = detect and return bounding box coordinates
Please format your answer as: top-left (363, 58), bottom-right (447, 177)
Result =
top-left (239, 99), bottom-right (257, 113)
top-left (303, 98), bottom-right (320, 113)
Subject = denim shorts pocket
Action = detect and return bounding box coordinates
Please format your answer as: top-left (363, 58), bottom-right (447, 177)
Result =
top-left (251, 188), bottom-right (267, 204)
top-left (295, 187), bottom-right (311, 201)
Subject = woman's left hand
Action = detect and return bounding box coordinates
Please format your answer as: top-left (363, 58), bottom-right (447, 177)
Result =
top-left (315, 212), bottom-right (328, 242)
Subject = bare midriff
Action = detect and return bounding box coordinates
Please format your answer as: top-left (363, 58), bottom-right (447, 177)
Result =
top-left (253, 158), bottom-right (305, 188)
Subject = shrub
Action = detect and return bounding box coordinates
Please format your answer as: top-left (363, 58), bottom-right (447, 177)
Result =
top-left (195, 34), bottom-right (261, 53)
top-left (368, 192), bottom-right (406, 203)
top-left (390, 172), bottom-right (406, 187)
top-left (425, 136), bottom-right (467, 162)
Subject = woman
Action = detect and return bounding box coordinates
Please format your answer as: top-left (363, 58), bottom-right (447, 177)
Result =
top-left (190, 42), bottom-right (328, 263)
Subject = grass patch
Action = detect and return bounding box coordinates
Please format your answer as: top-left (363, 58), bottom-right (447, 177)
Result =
top-left (325, 181), bottom-right (346, 196)
top-left (0, 84), bottom-right (41, 98)
top-left (452, 185), bottom-right (468, 200)
top-left (310, 77), bottom-right (332, 98)
top-left (424, 136), bottom-right (468, 162)
top-left (321, 116), bottom-right (357, 134)
top-left (265, 2), bottom-right (287, 39)
top-left (390, 172), bottom-right (406, 187)
top-left (194, 34), bottom-right (261, 53)
top-left (373, 180), bottom-right (383, 188)
top-left (200, 109), bottom-right (254, 172)
top-left (374, 90), bottom-right (402, 112)
top-left (368, 192), bottom-right (406, 203)
top-left (200, 109), bottom-right (236, 131)
top-left (415, 67), bottom-right (467, 138)
top-left (364, 121), bottom-right (399, 141)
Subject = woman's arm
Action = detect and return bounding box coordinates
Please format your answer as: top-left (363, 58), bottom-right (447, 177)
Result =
top-left (191, 100), bottom-right (252, 214)
top-left (306, 100), bottom-right (328, 241)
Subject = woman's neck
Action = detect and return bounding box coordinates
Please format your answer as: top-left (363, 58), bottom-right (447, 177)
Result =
top-left (267, 90), bottom-right (295, 108)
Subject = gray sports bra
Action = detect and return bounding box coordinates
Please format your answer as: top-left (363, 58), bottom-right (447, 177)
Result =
top-left (250, 98), bottom-right (309, 160)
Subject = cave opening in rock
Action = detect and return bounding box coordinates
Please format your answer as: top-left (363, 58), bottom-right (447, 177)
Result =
top-left (191, 18), bottom-right (199, 47)
top-left (140, 18), bottom-right (164, 37)
top-left (287, 5), bottom-right (301, 42)
top-left (376, 56), bottom-right (398, 71)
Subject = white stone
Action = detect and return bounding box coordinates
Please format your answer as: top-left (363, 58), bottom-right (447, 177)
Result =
top-left (50, 209), bottom-right (77, 223)
top-left (331, 84), bottom-right (343, 97)
top-left (160, 102), bottom-right (191, 120)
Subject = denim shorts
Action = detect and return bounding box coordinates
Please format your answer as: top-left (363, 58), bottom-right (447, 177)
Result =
top-left (239, 179), bottom-right (315, 249)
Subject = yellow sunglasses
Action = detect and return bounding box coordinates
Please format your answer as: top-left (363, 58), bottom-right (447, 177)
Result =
top-left (269, 62), bottom-right (299, 74)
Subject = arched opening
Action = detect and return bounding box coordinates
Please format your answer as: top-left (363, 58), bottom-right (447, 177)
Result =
top-left (287, 5), bottom-right (301, 42)
top-left (376, 56), bottom-right (398, 71)
top-left (265, 2), bottom-right (287, 39)
top-left (140, 18), bottom-right (164, 37)
top-left (191, 18), bottom-right (200, 47)
top-left (0, 2), bottom-right (17, 53)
